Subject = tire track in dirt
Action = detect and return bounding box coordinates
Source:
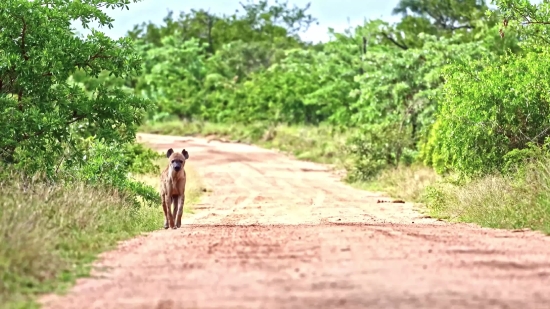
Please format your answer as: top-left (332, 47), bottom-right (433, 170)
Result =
top-left (40, 133), bottom-right (550, 309)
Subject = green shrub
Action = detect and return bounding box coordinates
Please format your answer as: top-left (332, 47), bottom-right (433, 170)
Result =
top-left (426, 50), bottom-right (550, 176)
top-left (63, 140), bottom-right (160, 207)
top-left (345, 123), bottom-right (415, 181)
top-left (0, 0), bottom-right (160, 208)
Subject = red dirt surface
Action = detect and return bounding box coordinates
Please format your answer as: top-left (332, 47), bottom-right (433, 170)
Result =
top-left (40, 133), bottom-right (550, 309)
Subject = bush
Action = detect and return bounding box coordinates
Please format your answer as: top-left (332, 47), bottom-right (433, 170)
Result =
top-left (0, 2), bottom-right (174, 306)
top-left (345, 123), bottom-right (415, 181)
top-left (60, 140), bottom-right (161, 207)
top-left (425, 50), bottom-right (550, 176)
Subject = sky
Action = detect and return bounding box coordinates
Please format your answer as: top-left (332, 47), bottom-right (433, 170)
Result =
top-left (73, 0), bottom-right (402, 43)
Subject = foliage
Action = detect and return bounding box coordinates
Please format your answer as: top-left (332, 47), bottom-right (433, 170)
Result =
top-left (127, 0), bottom-right (527, 184)
top-left (0, 0), bottom-right (161, 206)
top-left (127, 0), bottom-right (317, 51)
top-left (63, 139), bottom-right (161, 206)
top-left (388, 0), bottom-right (492, 47)
top-left (425, 50), bottom-right (550, 176)
top-left (492, 0), bottom-right (550, 48)
top-left (138, 36), bottom-right (207, 118)
top-left (123, 142), bottom-right (163, 175)
top-left (345, 122), bottom-right (415, 181)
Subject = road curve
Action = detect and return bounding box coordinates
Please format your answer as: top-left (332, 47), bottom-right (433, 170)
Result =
top-left (40, 133), bottom-right (550, 309)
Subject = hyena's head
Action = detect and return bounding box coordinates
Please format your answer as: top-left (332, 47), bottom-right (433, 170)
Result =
top-left (166, 148), bottom-right (189, 172)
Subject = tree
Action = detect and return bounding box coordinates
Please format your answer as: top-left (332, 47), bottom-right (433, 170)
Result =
top-left (373, 0), bottom-right (494, 50)
top-left (127, 0), bottom-right (317, 54)
top-left (493, 0), bottom-right (550, 47)
top-left (0, 0), bottom-right (152, 176)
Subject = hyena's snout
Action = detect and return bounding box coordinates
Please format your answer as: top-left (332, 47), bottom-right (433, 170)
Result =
top-left (172, 161), bottom-right (183, 172)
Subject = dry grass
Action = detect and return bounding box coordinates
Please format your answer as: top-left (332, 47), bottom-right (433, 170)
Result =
top-left (353, 164), bottom-right (441, 202)
top-left (0, 162), bottom-right (204, 308)
top-left (424, 159), bottom-right (550, 234)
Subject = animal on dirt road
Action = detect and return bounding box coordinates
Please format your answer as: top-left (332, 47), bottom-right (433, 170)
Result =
top-left (160, 148), bottom-right (189, 229)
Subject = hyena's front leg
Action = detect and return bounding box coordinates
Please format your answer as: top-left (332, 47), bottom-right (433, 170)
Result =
top-left (165, 195), bottom-right (176, 229)
top-left (163, 196), bottom-right (174, 229)
top-left (171, 196), bottom-right (178, 229)
top-left (161, 194), bottom-right (169, 229)
top-left (175, 194), bottom-right (185, 228)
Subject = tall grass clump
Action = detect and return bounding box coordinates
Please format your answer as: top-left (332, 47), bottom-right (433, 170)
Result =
top-left (424, 156), bottom-right (550, 234)
top-left (0, 172), bottom-right (159, 307)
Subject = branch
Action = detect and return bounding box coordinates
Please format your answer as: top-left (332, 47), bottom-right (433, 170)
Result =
top-left (521, 20), bottom-right (550, 25)
top-left (20, 17), bottom-right (29, 61)
top-left (66, 115), bottom-right (85, 125)
top-left (75, 47), bottom-right (113, 68)
top-left (18, 16), bottom-right (29, 110)
top-left (450, 24), bottom-right (474, 31)
top-left (17, 90), bottom-right (23, 110)
top-left (380, 32), bottom-right (409, 50)
top-left (89, 47), bottom-right (107, 61)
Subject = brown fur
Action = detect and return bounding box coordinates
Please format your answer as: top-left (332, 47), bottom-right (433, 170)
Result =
top-left (160, 148), bottom-right (189, 229)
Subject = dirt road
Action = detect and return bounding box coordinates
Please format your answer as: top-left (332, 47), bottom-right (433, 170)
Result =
top-left (41, 133), bottom-right (550, 309)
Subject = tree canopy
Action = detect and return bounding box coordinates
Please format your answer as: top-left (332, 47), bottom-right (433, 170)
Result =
top-left (3, 0), bottom-right (550, 184)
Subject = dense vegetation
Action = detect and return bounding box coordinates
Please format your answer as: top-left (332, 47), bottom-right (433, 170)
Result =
top-left (113, 0), bottom-right (528, 180)
top-left (2, 0), bottom-right (550, 306)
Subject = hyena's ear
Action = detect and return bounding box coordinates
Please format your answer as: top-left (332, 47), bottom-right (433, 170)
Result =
top-left (166, 148), bottom-right (174, 158)
top-left (182, 149), bottom-right (189, 160)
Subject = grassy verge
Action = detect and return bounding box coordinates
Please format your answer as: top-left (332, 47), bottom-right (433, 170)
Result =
top-left (359, 158), bottom-right (550, 235)
top-left (352, 164), bottom-right (441, 203)
top-left (423, 159), bottom-right (550, 234)
top-left (0, 159), bottom-right (203, 308)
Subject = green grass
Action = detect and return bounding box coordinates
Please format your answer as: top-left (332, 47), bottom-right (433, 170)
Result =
top-left (0, 161), bottom-right (204, 308)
